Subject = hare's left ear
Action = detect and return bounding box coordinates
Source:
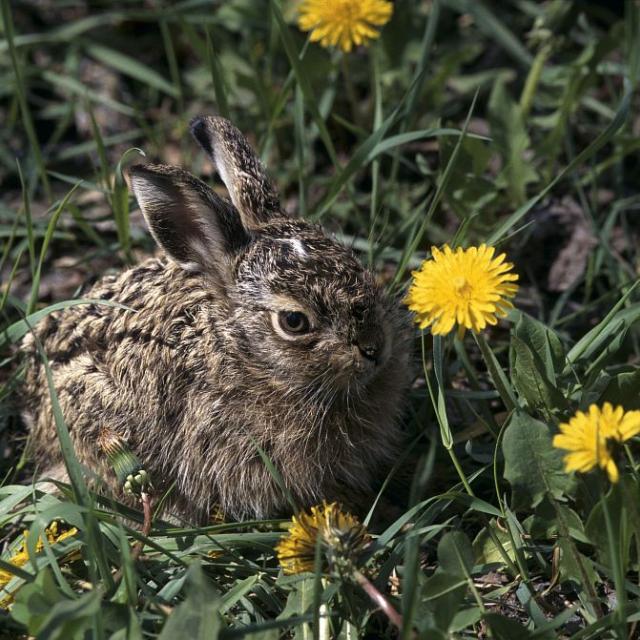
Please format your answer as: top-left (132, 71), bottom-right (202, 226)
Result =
top-left (190, 116), bottom-right (282, 227)
top-left (127, 163), bottom-right (249, 285)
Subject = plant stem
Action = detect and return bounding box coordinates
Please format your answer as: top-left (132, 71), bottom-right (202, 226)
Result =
top-left (601, 486), bottom-right (627, 638)
top-left (353, 570), bottom-right (404, 633)
top-left (447, 447), bottom-right (474, 497)
top-left (454, 336), bottom-right (500, 437)
top-left (474, 332), bottom-right (518, 412)
top-left (132, 492), bottom-right (153, 562)
top-left (422, 335), bottom-right (473, 495)
top-left (341, 54), bottom-right (361, 128)
top-left (519, 43), bottom-right (552, 119)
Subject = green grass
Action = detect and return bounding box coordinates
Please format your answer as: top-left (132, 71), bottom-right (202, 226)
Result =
top-left (1, 0), bottom-right (640, 637)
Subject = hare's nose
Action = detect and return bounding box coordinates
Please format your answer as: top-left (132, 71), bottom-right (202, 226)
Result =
top-left (357, 341), bottom-right (380, 362)
top-left (355, 330), bottom-right (383, 364)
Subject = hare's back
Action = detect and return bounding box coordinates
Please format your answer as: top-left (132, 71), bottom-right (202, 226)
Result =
top-left (23, 257), bottom-right (220, 387)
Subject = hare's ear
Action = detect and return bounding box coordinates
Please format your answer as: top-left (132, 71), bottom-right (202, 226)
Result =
top-left (128, 164), bottom-right (249, 280)
top-left (190, 115), bottom-right (282, 227)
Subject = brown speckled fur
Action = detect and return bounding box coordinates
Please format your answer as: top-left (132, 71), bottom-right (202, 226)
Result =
top-left (21, 116), bottom-right (413, 523)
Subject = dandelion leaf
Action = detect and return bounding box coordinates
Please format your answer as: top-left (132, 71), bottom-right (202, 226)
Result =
top-left (502, 412), bottom-right (569, 509)
top-left (556, 538), bottom-right (599, 589)
top-left (472, 520), bottom-right (515, 566)
top-left (437, 531), bottom-right (474, 577)
top-left (158, 562), bottom-right (222, 640)
top-left (483, 613), bottom-right (534, 639)
top-left (11, 568), bottom-right (100, 639)
top-left (417, 572), bottom-right (467, 634)
top-left (512, 313), bottom-right (565, 382)
top-left (600, 367), bottom-right (640, 410)
top-left (510, 335), bottom-right (568, 414)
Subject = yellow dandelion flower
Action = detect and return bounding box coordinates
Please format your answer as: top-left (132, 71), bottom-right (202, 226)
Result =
top-left (553, 403), bottom-right (640, 483)
top-left (0, 522), bottom-right (78, 609)
top-left (298, 0), bottom-right (393, 53)
top-left (405, 244), bottom-right (519, 337)
top-left (275, 502), bottom-right (370, 575)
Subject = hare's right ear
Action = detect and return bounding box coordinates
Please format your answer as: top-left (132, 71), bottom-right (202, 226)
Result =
top-left (190, 116), bottom-right (282, 227)
top-left (128, 164), bottom-right (249, 281)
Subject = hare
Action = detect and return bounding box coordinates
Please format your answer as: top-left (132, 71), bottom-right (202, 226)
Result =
top-left (21, 116), bottom-right (413, 523)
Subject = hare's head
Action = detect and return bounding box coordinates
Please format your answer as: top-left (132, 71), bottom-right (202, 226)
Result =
top-left (128, 117), bottom-right (410, 396)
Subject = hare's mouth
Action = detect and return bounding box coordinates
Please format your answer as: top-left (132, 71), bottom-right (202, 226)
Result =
top-left (327, 346), bottom-right (387, 389)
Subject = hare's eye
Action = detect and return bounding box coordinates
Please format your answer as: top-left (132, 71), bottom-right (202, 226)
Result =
top-left (277, 311), bottom-right (310, 335)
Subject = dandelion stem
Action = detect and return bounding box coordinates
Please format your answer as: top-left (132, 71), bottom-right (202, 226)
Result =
top-left (474, 332), bottom-right (518, 412)
top-left (519, 42), bottom-right (552, 119)
top-left (422, 335), bottom-right (473, 496)
top-left (601, 485), bottom-right (627, 638)
top-left (447, 447), bottom-right (474, 497)
top-left (353, 569), bottom-right (404, 632)
top-left (624, 443), bottom-right (640, 478)
top-left (141, 492), bottom-right (153, 538)
top-left (454, 337), bottom-right (500, 438)
top-left (341, 54), bottom-right (361, 127)
top-left (131, 492), bottom-right (153, 562)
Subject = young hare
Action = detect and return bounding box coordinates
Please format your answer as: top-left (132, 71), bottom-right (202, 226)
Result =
top-left (22, 117), bottom-right (413, 523)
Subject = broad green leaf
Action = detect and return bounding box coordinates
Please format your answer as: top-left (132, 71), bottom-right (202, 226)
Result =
top-left (484, 613), bottom-right (533, 639)
top-left (437, 531), bottom-right (474, 577)
top-left (525, 500), bottom-right (589, 544)
top-left (510, 335), bottom-right (568, 414)
top-left (278, 577), bottom-right (314, 620)
top-left (0, 485), bottom-right (39, 516)
top-left (600, 368), bottom-right (640, 410)
top-left (449, 607), bottom-right (483, 632)
top-left (583, 327), bottom-right (630, 384)
top-left (419, 571), bottom-right (467, 633)
top-left (32, 591), bottom-right (101, 640)
top-left (502, 413), bottom-right (568, 509)
top-left (158, 563), bottom-right (222, 640)
top-left (296, 578), bottom-right (316, 640)
top-left (11, 569), bottom-right (99, 639)
top-left (512, 313), bottom-right (565, 383)
top-left (10, 569), bottom-right (63, 632)
top-left (556, 538), bottom-right (599, 589)
top-left (473, 523), bottom-right (516, 566)
top-left (238, 632), bottom-right (280, 640)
